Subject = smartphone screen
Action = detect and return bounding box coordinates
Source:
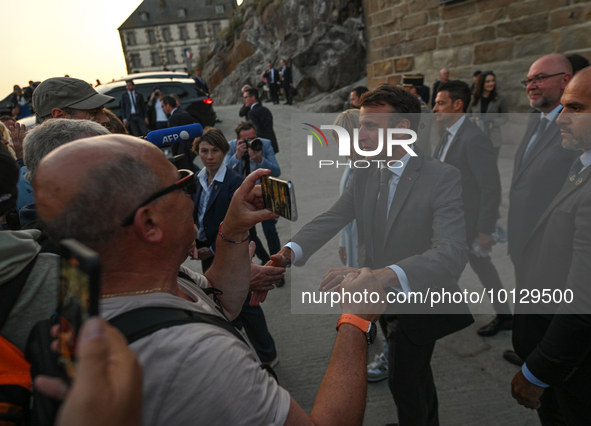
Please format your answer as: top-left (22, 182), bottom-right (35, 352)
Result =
top-left (57, 239), bottom-right (101, 380)
top-left (261, 176), bottom-right (298, 221)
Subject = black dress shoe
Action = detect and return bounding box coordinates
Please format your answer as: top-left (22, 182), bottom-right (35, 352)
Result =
top-left (477, 314), bottom-right (513, 336)
top-left (503, 350), bottom-right (524, 366)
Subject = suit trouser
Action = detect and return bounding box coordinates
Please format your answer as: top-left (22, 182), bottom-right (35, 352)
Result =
top-left (384, 315), bottom-right (439, 426)
top-left (269, 83), bottom-right (279, 103)
top-left (231, 293), bottom-right (277, 363)
top-left (468, 252), bottom-right (512, 315)
top-left (128, 114), bottom-right (148, 137)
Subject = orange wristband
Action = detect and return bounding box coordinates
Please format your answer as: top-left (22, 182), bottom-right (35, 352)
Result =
top-left (336, 314), bottom-right (371, 333)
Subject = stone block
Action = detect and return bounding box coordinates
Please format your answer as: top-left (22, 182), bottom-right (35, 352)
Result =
top-left (508, 1), bottom-right (550, 20)
top-left (473, 41), bottom-right (513, 64)
top-left (395, 56), bottom-right (415, 72)
top-left (372, 8), bottom-right (393, 25)
top-left (407, 23), bottom-right (439, 41)
top-left (428, 9), bottom-right (441, 22)
top-left (373, 59), bottom-right (394, 76)
top-left (432, 48), bottom-right (457, 69)
top-left (409, 0), bottom-right (439, 13)
top-left (387, 75), bottom-right (402, 86)
top-left (478, 0), bottom-right (513, 12)
top-left (368, 76), bottom-right (387, 88)
top-left (549, 5), bottom-right (590, 29)
top-left (497, 14), bottom-right (549, 37)
top-left (438, 34), bottom-right (451, 49)
top-left (457, 46), bottom-right (473, 66)
top-left (557, 23), bottom-right (591, 51)
top-left (382, 19), bottom-right (402, 35)
top-left (407, 37), bottom-right (437, 54)
top-left (443, 17), bottom-right (468, 33)
top-left (402, 12), bottom-right (428, 30)
top-left (467, 8), bottom-right (505, 28)
top-left (383, 43), bottom-right (404, 59)
top-left (442, 1), bottom-right (477, 19)
top-left (367, 49), bottom-right (384, 63)
top-left (414, 52), bottom-right (433, 73)
top-left (392, 3), bottom-right (409, 19)
top-left (364, 0), bottom-right (379, 16)
top-left (367, 64), bottom-right (374, 79)
top-left (514, 33), bottom-right (554, 58)
top-left (448, 26), bottom-right (495, 48)
top-left (370, 34), bottom-right (389, 50)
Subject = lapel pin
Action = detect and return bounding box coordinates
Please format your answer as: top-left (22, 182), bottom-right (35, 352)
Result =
top-left (215, 185), bottom-right (219, 190)
top-left (576, 178), bottom-right (583, 186)
top-left (407, 177), bottom-right (411, 180)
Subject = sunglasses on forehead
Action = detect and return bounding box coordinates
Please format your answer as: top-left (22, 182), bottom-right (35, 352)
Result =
top-left (121, 169), bottom-right (196, 227)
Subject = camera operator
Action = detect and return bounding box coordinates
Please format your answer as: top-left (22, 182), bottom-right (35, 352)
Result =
top-left (146, 87), bottom-right (168, 130)
top-left (226, 121), bottom-right (283, 284)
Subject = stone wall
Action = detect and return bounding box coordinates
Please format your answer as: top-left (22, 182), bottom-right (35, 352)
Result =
top-left (363, 0), bottom-right (591, 110)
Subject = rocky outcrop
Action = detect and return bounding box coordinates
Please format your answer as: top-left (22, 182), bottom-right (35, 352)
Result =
top-left (205, 0), bottom-right (366, 108)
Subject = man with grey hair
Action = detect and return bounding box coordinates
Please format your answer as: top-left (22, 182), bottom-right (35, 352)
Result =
top-left (33, 134), bottom-right (386, 426)
top-left (32, 77), bottom-right (113, 125)
top-left (17, 119), bottom-right (109, 228)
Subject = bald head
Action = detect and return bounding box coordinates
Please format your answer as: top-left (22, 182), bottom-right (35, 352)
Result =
top-left (34, 135), bottom-right (166, 249)
top-left (526, 54), bottom-right (573, 112)
top-left (440, 68), bottom-right (450, 82)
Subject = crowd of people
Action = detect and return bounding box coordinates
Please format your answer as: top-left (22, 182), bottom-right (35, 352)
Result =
top-left (1, 50), bottom-right (591, 426)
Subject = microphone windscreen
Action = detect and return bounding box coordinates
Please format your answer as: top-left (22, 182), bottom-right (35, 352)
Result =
top-left (146, 124), bottom-right (204, 147)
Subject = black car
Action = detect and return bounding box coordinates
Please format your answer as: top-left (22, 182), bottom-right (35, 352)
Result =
top-left (17, 77), bottom-right (216, 129)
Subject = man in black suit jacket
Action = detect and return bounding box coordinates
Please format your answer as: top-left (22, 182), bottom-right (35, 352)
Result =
top-left (243, 88), bottom-right (279, 153)
top-left (120, 80), bottom-right (149, 136)
top-left (161, 95), bottom-right (196, 170)
top-left (262, 62), bottom-right (280, 104)
top-left (271, 85), bottom-right (473, 426)
top-left (508, 55), bottom-right (578, 292)
top-left (430, 67), bottom-right (449, 107)
top-left (433, 80), bottom-right (511, 336)
top-left (278, 59), bottom-right (292, 105)
top-left (510, 66), bottom-right (591, 425)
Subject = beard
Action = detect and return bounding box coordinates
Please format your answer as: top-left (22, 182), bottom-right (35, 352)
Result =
top-left (562, 129), bottom-right (591, 151)
top-left (530, 94), bottom-right (552, 111)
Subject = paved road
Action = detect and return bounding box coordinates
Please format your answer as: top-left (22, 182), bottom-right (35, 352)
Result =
top-left (186, 103), bottom-right (539, 425)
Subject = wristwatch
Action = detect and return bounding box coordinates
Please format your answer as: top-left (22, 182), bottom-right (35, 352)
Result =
top-left (336, 314), bottom-right (377, 345)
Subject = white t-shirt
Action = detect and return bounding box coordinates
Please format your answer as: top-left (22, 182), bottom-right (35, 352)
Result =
top-left (100, 266), bottom-right (291, 426)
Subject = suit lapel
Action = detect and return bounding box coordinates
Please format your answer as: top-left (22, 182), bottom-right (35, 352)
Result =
top-left (206, 180), bottom-right (223, 211)
top-left (518, 120), bottom-right (560, 174)
top-left (362, 167), bottom-right (380, 257)
top-left (383, 154), bottom-right (422, 242)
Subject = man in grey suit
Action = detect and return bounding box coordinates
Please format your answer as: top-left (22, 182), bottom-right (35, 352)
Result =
top-left (511, 66), bottom-right (591, 425)
top-left (272, 84), bottom-right (473, 426)
top-left (505, 54), bottom-right (580, 366)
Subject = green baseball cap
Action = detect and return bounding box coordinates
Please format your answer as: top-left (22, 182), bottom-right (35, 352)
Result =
top-left (33, 77), bottom-right (115, 118)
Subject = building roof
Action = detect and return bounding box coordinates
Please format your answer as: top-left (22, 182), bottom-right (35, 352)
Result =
top-left (118, 0), bottom-right (235, 30)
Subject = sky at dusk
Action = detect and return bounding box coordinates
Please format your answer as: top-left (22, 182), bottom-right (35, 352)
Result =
top-left (3, 0), bottom-right (145, 96)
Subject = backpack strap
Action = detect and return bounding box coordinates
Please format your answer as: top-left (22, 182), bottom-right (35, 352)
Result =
top-left (0, 257), bottom-right (38, 329)
top-left (108, 307), bottom-right (247, 345)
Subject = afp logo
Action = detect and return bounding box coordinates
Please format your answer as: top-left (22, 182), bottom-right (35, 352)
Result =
top-left (303, 123), bottom-right (418, 158)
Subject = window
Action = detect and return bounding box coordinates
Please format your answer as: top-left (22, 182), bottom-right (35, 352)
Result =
top-left (196, 24), bottom-right (205, 38)
top-left (162, 27), bottom-right (171, 42)
top-left (178, 8), bottom-right (187, 18)
top-left (151, 51), bottom-right (161, 66)
top-left (212, 22), bottom-right (221, 35)
top-left (147, 29), bottom-right (156, 44)
top-left (179, 25), bottom-right (188, 40)
top-left (131, 53), bottom-right (142, 69)
top-left (126, 31), bottom-right (136, 46)
top-left (141, 12), bottom-right (150, 21)
top-left (215, 5), bottom-right (225, 13)
top-left (166, 49), bottom-right (176, 65)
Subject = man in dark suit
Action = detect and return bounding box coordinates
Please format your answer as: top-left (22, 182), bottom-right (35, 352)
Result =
top-left (431, 67), bottom-right (449, 107)
top-left (271, 84), bottom-right (473, 426)
top-left (510, 66), bottom-right (591, 425)
top-left (193, 69), bottom-right (210, 96)
top-left (508, 54), bottom-right (578, 298)
top-left (262, 61), bottom-right (280, 104)
top-left (161, 95), bottom-right (196, 170)
top-left (433, 80), bottom-right (511, 336)
top-left (278, 59), bottom-right (292, 105)
top-left (243, 88), bottom-right (279, 153)
top-left (120, 80), bottom-right (149, 137)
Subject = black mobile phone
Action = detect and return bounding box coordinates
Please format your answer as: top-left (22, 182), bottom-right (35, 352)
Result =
top-left (57, 239), bottom-right (101, 380)
top-left (261, 176), bottom-right (298, 221)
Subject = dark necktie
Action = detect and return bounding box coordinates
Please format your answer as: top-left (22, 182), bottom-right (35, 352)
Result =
top-left (130, 91), bottom-right (137, 112)
top-left (436, 130), bottom-right (451, 160)
top-left (372, 169), bottom-right (392, 258)
top-left (523, 117), bottom-right (548, 161)
top-left (563, 157), bottom-right (584, 187)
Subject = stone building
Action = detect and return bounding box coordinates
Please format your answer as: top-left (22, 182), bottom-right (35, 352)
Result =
top-left (363, 0), bottom-right (591, 110)
top-left (118, 0), bottom-right (235, 74)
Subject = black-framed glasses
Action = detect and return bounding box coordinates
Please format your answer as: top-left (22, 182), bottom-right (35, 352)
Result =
top-left (520, 72), bottom-right (566, 88)
top-left (121, 169), bottom-right (196, 227)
